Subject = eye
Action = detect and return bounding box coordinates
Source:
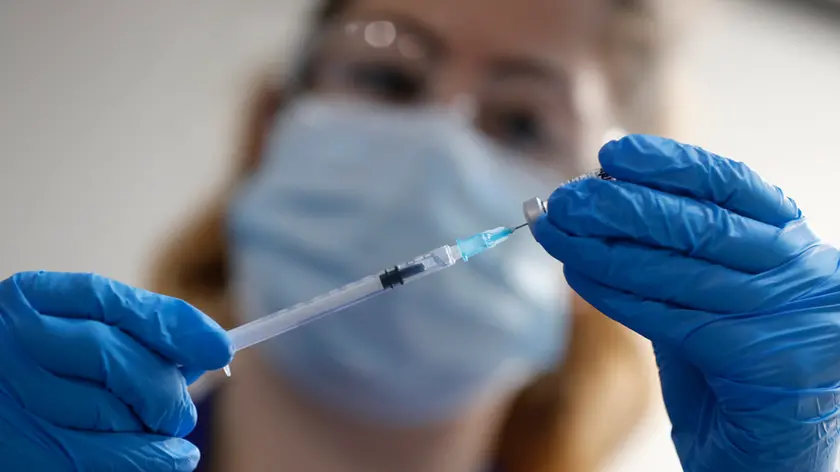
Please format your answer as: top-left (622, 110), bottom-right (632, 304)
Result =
top-left (479, 106), bottom-right (548, 151)
top-left (346, 62), bottom-right (425, 104)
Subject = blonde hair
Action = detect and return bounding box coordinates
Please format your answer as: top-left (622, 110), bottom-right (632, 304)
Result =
top-left (150, 2), bottom-right (680, 470)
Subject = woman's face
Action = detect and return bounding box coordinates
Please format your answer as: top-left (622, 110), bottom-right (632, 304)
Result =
top-left (304, 0), bottom-right (613, 175)
top-left (225, 0), bottom-right (618, 427)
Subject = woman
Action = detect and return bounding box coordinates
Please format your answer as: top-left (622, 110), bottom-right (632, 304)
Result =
top-left (151, 0), bottom-right (677, 470)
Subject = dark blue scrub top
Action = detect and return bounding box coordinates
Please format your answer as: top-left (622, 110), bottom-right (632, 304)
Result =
top-left (187, 392), bottom-right (502, 472)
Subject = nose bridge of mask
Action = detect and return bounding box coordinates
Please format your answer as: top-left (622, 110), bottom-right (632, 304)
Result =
top-left (255, 100), bottom-right (485, 269)
top-left (292, 97), bottom-right (536, 222)
top-left (291, 96), bottom-right (559, 193)
top-left (264, 100), bottom-right (446, 198)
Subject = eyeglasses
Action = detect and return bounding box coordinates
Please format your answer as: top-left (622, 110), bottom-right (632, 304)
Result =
top-left (295, 17), bottom-right (587, 175)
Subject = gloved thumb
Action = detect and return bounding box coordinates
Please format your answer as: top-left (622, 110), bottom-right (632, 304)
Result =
top-left (11, 272), bottom-right (234, 372)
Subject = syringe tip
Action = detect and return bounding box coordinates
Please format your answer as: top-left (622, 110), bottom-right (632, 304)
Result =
top-left (223, 365), bottom-right (231, 377)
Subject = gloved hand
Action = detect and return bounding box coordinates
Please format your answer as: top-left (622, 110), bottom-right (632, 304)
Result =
top-left (534, 135), bottom-right (840, 472)
top-left (0, 271), bottom-right (233, 471)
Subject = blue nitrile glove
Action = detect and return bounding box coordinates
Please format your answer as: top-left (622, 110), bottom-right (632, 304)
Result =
top-left (0, 271), bottom-right (233, 471)
top-left (533, 135), bottom-right (840, 472)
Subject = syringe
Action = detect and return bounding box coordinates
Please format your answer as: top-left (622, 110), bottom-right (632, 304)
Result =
top-left (222, 225), bottom-right (519, 375)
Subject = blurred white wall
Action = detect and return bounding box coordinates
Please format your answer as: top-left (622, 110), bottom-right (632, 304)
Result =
top-left (677, 0), bottom-right (840, 244)
top-left (0, 1), bottom-right (838, 471)
top-left (0, 0), bottom-right (309, 284)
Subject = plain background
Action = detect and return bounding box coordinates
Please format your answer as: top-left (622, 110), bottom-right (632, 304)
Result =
top-left (1, 1), bottom-right (839, 470)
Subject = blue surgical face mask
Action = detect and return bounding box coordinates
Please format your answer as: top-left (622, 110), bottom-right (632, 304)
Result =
top-left (227, 96), bottom-right (571, 425)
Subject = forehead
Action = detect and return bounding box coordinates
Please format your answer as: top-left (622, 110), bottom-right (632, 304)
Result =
top-left (338, 0), bottom-right (607, 65)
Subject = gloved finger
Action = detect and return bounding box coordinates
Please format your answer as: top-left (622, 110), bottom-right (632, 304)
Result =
top-left (546, 178), bottom-right (819, 274)
top-left (10, 271), bottom-right (233, 372)
top-left (598, 135), bottom-right (801, 227)
top-left (13, 315), bottom-right (196, 437)
top-left (534, 218), bottom-right (814, 313)
top-left (1, 339), bottom-right (143, 432)
top-left (562, 266), bottom-right (714, 347)
top-left (61, 429), bottom-right (200, 472)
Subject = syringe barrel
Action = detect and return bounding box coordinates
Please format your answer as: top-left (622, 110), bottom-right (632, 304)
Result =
top-left (227, 245), bottom-right (461, 354)
top-left (225, 242), bottom-right (475, 355)
top-left (229, 275), bottom-right (384, 352)
top-left (521, 168), bottom-right (614, 236)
